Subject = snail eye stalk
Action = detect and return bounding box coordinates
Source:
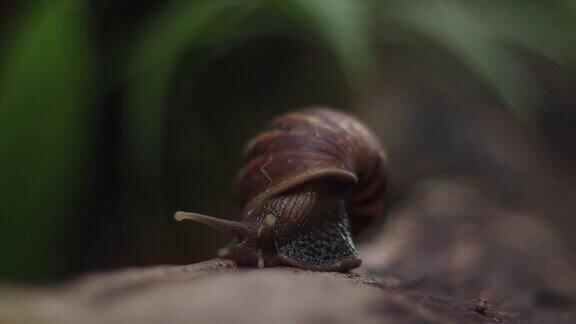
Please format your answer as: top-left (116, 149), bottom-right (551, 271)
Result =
top-left (175, 211), bottom-right (253, 239)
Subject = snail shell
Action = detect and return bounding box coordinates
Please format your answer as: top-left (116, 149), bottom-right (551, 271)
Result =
top-left (175, 107), bottom-right (387, 271)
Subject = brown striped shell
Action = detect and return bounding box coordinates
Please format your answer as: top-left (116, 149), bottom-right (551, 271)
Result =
top-left (175, 107), bottom-right (387, 272)
top-left (236, 107), bottom-right (387, 236)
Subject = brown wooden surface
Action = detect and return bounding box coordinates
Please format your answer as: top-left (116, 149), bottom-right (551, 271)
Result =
top-left (1, 177), bottom-right (575, 323)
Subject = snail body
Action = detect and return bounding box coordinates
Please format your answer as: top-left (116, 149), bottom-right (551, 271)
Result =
top-left (175, 107), bottom-right (387, 271)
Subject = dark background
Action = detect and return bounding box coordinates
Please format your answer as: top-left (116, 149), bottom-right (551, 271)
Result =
top-left (1, 0), bottom-right (575, 283)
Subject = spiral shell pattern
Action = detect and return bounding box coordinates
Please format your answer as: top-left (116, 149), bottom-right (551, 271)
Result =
top-left (235, 107), bottom-right (387, 235)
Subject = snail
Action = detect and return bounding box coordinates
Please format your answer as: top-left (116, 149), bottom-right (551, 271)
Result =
top-left (175, 107), bottom-right (387, 272)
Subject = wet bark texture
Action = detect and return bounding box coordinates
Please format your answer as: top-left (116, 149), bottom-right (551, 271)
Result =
top-left (1, 176), bottom-right (575, 323)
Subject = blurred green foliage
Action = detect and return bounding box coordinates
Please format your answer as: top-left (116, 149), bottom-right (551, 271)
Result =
top-left (0, 1), bottom-right (94, 280)
top-left (380, 0), bottom-right (576, 118)
top-left (0, 0), bottom-right (574, 281)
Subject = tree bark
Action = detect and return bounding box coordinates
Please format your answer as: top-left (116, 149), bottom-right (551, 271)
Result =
top-left (1, 177), bottom-right (575, 323)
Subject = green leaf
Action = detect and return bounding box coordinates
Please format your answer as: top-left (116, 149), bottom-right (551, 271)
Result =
top-left (125, 0), bottom-right (259, 81)
top-left (483, 1), bottom-right (576, 69)
top-left (287, 0), bottom-right (376, 85)
top-left (121, 0), bottom-right (260, 222)
top-left (383, 0), bottom-right (543, 119)
top-left (0, 1), bottom-right (94, 280)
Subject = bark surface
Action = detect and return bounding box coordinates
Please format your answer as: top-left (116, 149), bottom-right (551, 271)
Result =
top-left (1, 178), bottom-right (575, 323)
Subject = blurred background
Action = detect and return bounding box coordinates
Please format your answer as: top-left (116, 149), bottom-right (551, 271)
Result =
top-left (1, 0), bottom-right (575, 283)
